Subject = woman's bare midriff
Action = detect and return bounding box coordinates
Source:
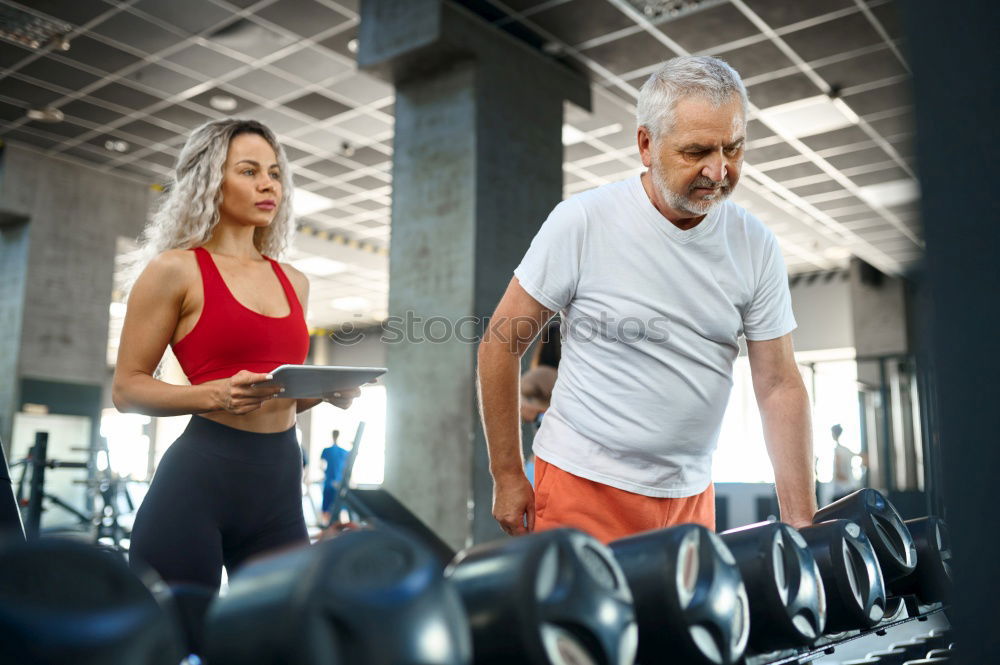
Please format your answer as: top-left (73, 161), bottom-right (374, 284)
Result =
top-left (197, 380), bottom-right (299, 433)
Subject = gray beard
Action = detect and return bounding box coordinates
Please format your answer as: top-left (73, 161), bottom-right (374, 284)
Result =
top-left (650, 161), bottom-right (732, 217)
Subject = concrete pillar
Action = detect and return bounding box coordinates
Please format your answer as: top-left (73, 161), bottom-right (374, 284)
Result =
top-left (0, 144), bottom-right (152, 454)
top-left (358, 0), bottom-right (590, 548)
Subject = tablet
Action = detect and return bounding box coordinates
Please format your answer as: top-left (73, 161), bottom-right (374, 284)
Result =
top-left (252, 365), bottom-right (386, 399)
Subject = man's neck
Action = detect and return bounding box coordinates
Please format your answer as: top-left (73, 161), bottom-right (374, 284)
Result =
top-left (640, 171), bottom-right (707, 231)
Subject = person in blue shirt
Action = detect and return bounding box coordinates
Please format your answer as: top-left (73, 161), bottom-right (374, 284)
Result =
top-left (320, 430), bottom-right (349, 525)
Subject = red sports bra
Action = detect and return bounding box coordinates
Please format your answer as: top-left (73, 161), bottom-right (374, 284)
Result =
top-left (171, 247), bottom-right (309, 385)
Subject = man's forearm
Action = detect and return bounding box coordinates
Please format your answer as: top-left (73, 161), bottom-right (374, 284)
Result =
top-left (476, 342), bottom-right (525, 480)
top-left (758, 381), bottom-right (817, 526)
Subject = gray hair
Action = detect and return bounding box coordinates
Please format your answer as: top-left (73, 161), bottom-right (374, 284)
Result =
top-left (636, 56), bottom-right (748, 139)
top-left (128, 118), bottom-right (296, 288)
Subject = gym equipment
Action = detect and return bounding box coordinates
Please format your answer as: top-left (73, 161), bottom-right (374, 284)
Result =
top-left (205, 526), bottom-right (471, 665)
top-left (720, 522), bottom-right (826, 653)
top-left (814, 489), bottom-right (917, 583)
top-left (888, 517), bottom-right (951, 603)
top-left (0, 435), bottom-right (24, 541)
top-left (342, 487), bottom-right (457, 567)
top-left (610, 524), bottom-right (749, 664)
top-left (799, 519), bottom-right (886, 632)
top-left (0, 537), bottom-right (184, 665)
top-left (446, 527), bottom-right (637, 665)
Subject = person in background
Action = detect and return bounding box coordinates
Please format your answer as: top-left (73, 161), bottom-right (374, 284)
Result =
top-left (320, 429), bottom-right (349, 525)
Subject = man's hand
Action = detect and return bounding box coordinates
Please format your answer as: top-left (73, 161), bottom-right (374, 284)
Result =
top-left (492, 472), bottom-right (535, 536)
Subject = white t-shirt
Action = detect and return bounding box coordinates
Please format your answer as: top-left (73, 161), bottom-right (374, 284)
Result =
top-left (514, 175), bottom-right (796, 497)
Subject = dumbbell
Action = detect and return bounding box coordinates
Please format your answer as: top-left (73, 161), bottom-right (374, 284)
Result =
top-left (205, 527), bottom-right (472, 665)
top-left (610, 524), bottom-right (750, 664)
top-left (814, 489), bottom-right (917, 583)
top-left (446, 528), bottom-right (637, 665)
top-left (799, 520), bottom-right (886, 632)
top-left (0, 537), bottom-right (185, 665)
top-left (888, 517), bottom-right (951, 603)
top-left (720, 522), bottom-right (826, 653)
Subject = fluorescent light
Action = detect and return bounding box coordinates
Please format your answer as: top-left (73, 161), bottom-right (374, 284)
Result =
top-left (291, 256), bottom-right (347, 277)
top-left (757, 95), bottom-right (859, 139)
top-left (293, 189), bottom-right (336, 216)
top-left (857, 179), bottom-right (920, 208)
top-left (562, 124), bottom-right (587, 145)
top-left (331, 296), bottom-right (369, 311)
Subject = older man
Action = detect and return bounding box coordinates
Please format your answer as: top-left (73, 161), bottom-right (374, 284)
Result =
top-left (477, 56), bottom-right (816, 542)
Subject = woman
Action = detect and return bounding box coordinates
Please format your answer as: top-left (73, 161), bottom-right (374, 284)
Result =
top-left (112, 118), bottom-right (359, 589)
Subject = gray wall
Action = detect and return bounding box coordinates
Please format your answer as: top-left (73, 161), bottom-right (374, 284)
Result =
top-left (788, 271), bottom-right (853, 353)
top-left (0, 143), bottom-right (152, 447)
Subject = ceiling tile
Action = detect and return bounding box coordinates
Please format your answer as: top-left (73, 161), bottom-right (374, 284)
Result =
top-left (781, 12), bottom-right (883, 63)
top-left (316, 26), bottom-right (358, 59)
top-left (566, 142), bottom-right (605, 162)
top-left (4, 129), bottom-right (62, 150)
top-left (206, 18), bottom-right (296, 59)
top-left (333, 113), bottom-right (392, 139)
top-left (526, 1), bottom-right (635, 47)
top-left (580, 30), bottom-right (672, 77)
top-left (58, 99), bottom-right (125, 126)
top-left (869, 2), bottom-right (904, 40)
top-left (747, 72), bottom-right (823, 108)
top-left (660, 3), bottom-right (759, 53)
top-left (124, 63), bottom-right (201, 96)
top-left (0, 100), bottom-right (25, 122)
top-left (23, 0), bottom-right (114, 26)
top-left (812, 194), bottom-right (866, 211)
top-left (761, 161), bottom-right (826, 181)
top-left (746, 140), bottom-right (802, 164)
top-left (344, 174), bottom-right (387, 190)
top-left (326, 73), bottom-right (392, 106)
top-left (60, 35), bottom-right (140, 73)
top-left (296, 128), bottom-right (349, 153)
top-left (149, 104), bottom-right (212, 130)
top-left (248, 107), bottom-right (302, 134)
top-left (187, 87), bottom-right (257, 115)
top-left (143, 150), bottom-right (178, 168)
top-left (849, 166), bottom-right (910, 187)
top-left (741, 0), bottom-right (854, 29)
top-left (253, 0), bottom-right (350, 39)
top-left (132, 0), bottom-right (232, 35)
top-left (24, 117), bottom-right (91, 138)
top-left (271, 47), bottom-right (352, 84)
top-left (17, 57), bottom-right (101, 90)
top-left (824, 146), bottom-right (892, 171)
top-left (843, 80), bottom-right (912, 116)
top-left (283, 92), bottom-right (352, 120)
top-left (163, 45), bottom-right (245, 79)
top-left (229, 68), bottom-right (304, 99)
top-left (800, 125), bottom-right (870, 151)
top-left (866, 112), bottom-right (913, 138)
top-left (87, 82), bottom-right (161, 111)
top-left (0, 39), bottom-right (33, 68)
top-left (90, 11), bottom-right (182, 54)
top-left (813, 48), bottom-right (908, 91)
top-left (789, 179), bottom-right (844, 197)
top-left (747, 119), bottom-right (776, 140)
top-left (62, 144), bottom-right (113, 164)
top-left (118, 119), bottom-right (176, 144)
top-left (345, 145), bottom-right (389, 167)
top-left (716, 40), bottom-right (795, 80)
top-left (283, 145), bottom-right (311, 162)
top-left (307, 159), bottom-right (354, 178)
top-left (0, 77), bottom-right (64, 107)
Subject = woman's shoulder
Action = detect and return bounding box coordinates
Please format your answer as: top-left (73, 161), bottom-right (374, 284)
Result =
top-left (138, 249), bottom-right (199, 288)
top-left (278, 260), bottom-right (309, 291)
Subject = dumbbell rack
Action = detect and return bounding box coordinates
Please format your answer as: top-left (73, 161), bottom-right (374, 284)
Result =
top-left (749, 605), bottom-right (949, 664)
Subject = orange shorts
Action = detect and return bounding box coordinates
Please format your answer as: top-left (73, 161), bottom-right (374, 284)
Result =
top-left (533, 457), bottom-right (715, 543)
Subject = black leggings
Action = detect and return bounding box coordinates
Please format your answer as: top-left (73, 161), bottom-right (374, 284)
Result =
top-left (129, 415), bottom-right (308, 589)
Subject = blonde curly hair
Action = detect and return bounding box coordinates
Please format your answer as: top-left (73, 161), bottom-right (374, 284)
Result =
top-left (128, 118), bottom-right (296, 287)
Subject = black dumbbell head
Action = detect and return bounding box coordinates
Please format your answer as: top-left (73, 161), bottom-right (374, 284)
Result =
top-left (610, 524), bottom-right (749, 664)
top-left (446, 528), bottom-right (637, 665)
top-left (889, 516), bottom-right (951, 603)
top-left (205, 527), bottom-right (472, 665)
top-left (720, 522), bottom-right (826, 653)
top-left (814, 489), bottom-right (917, 582)
top-left (799, 520), bottom-right (887, 632)
top-left (0, 537), bottom-right (184, 665)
